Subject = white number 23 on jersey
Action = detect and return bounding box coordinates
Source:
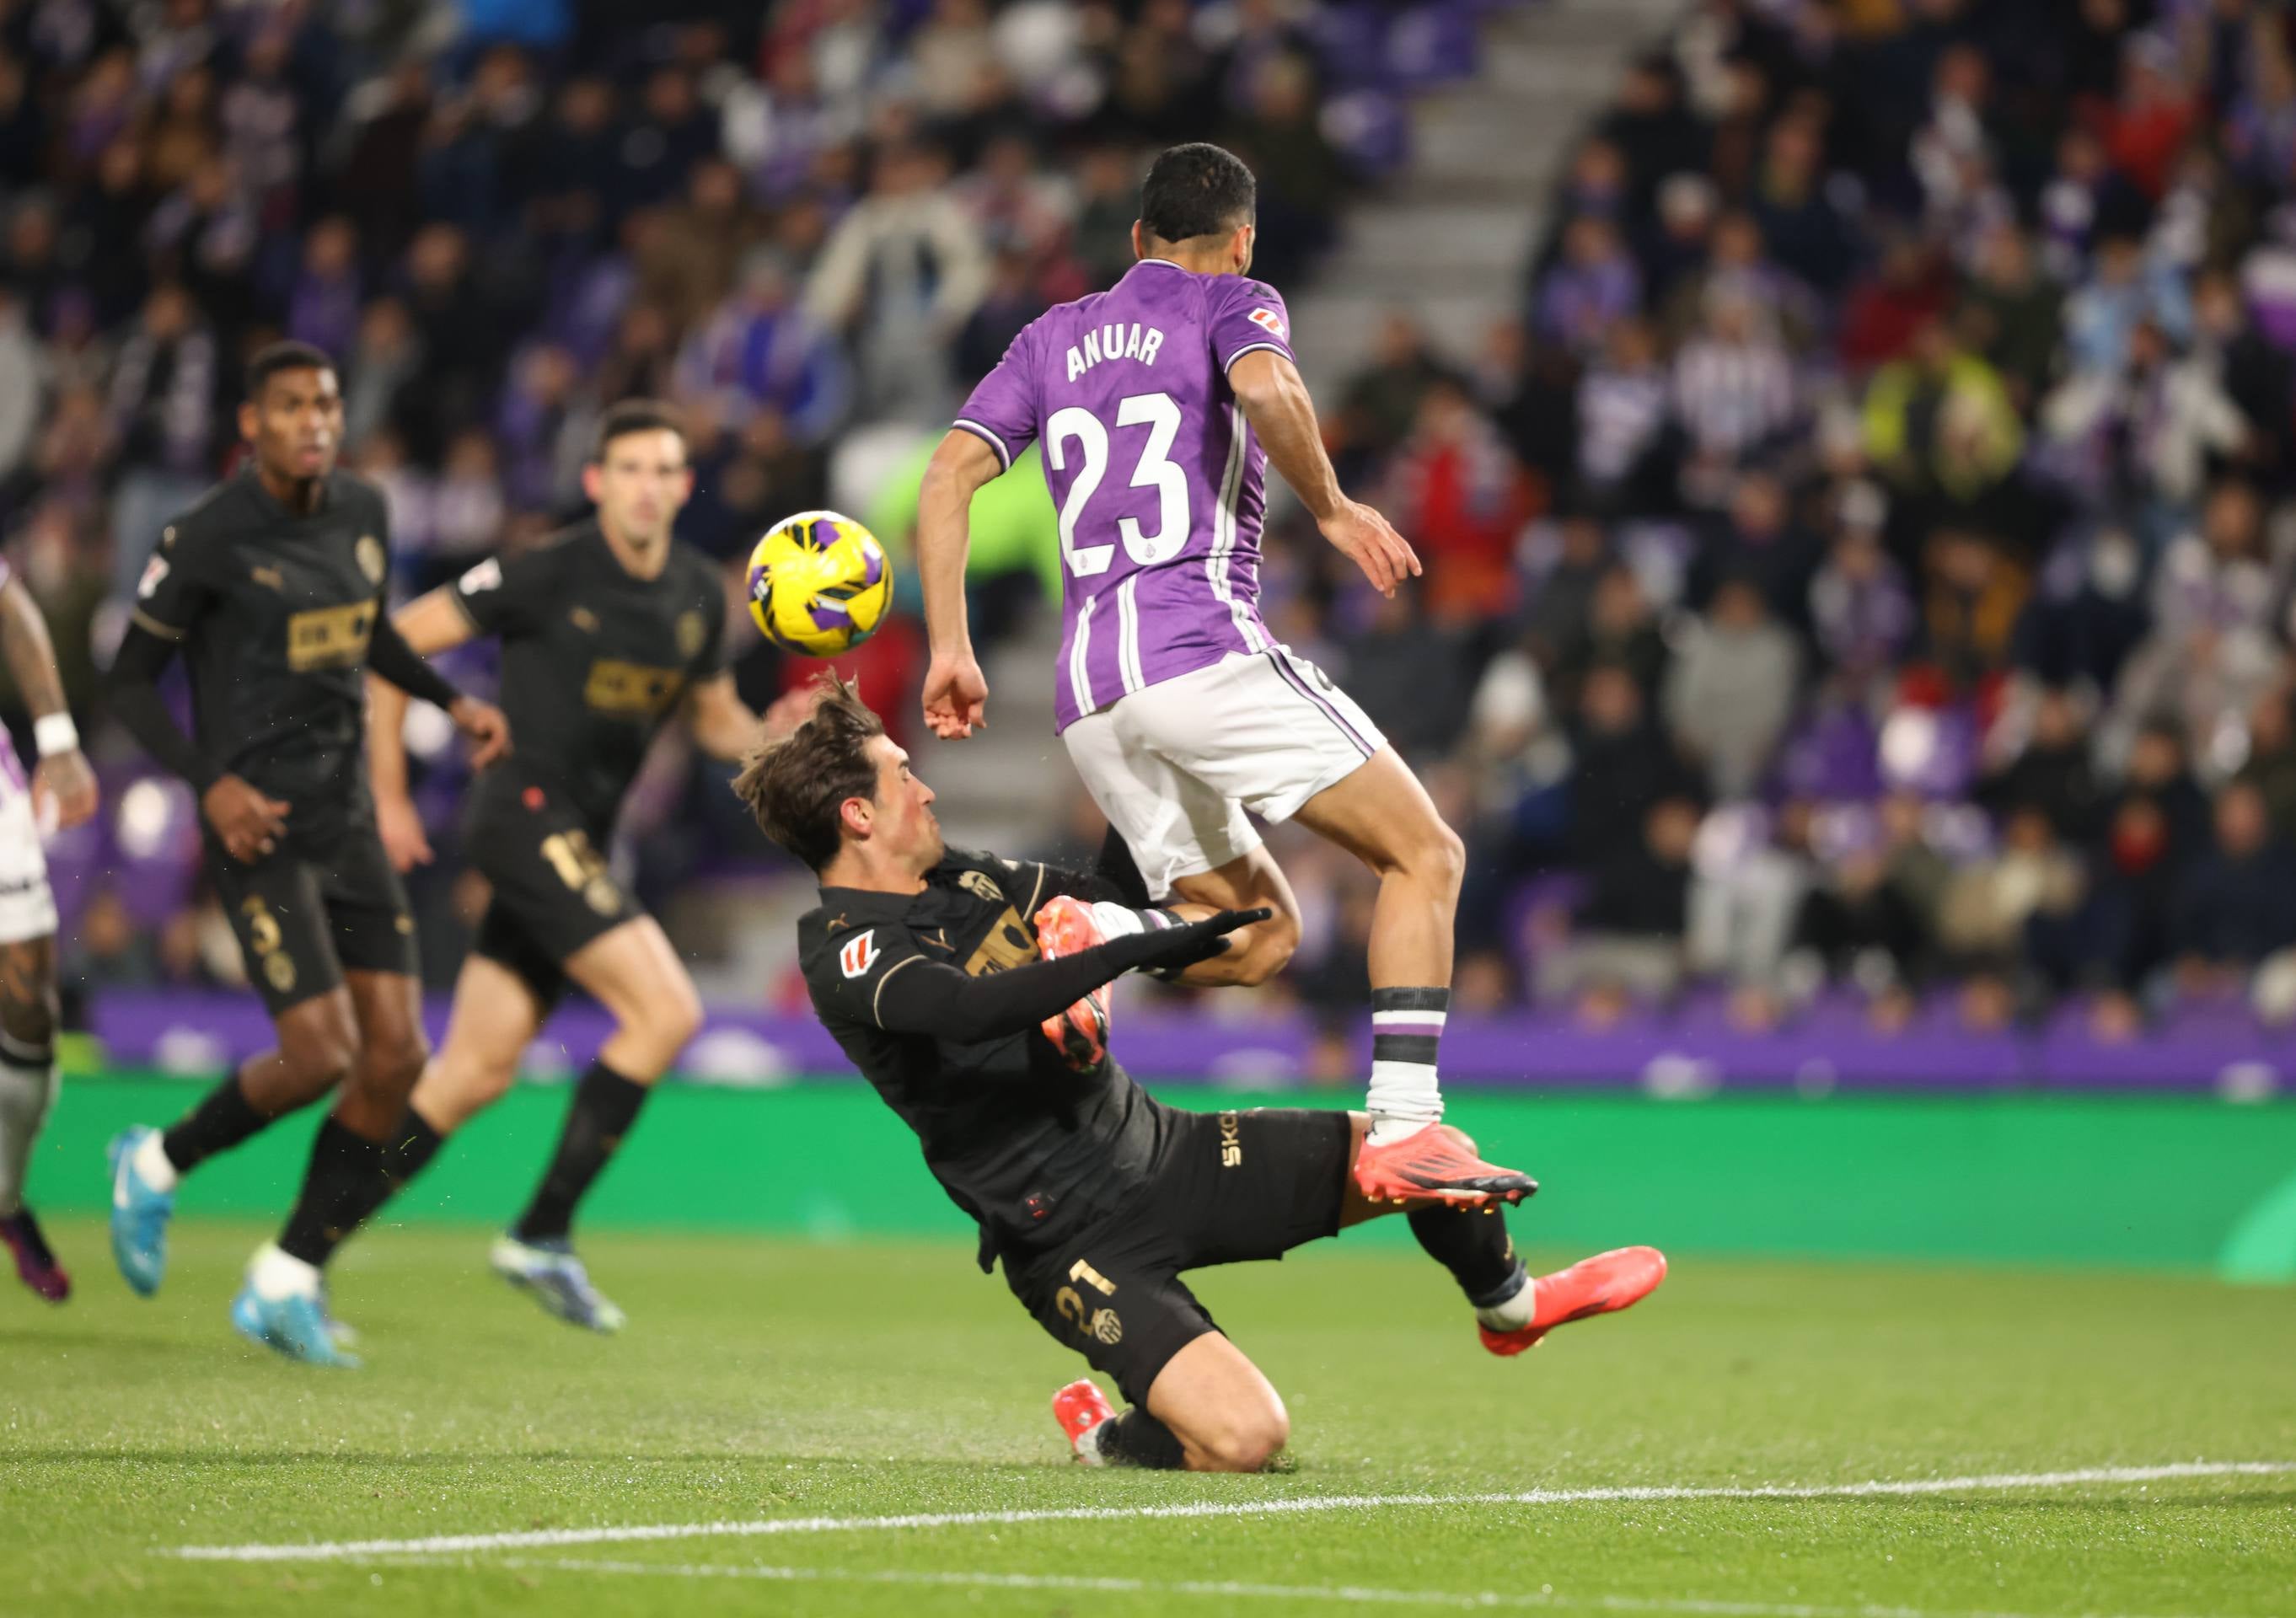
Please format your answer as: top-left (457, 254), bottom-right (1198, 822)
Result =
top-left (1048, 392), bottom-right (1190, 578)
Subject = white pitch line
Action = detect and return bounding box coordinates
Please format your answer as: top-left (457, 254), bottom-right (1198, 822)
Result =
top-left (431, 1555), bottom-right (2218, 1618)
top-left (166, 1459), bottom-right (2296, 1564)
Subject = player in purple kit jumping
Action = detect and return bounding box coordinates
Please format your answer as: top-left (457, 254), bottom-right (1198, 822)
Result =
top-left (916, 142), bottom-right (1532, 1208)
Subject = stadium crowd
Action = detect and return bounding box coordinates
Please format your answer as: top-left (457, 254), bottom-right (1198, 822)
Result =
top-left (1328, 0), bottom-right (2296, 1042)
top-left (0, 0), bottom-right (1457, 1008)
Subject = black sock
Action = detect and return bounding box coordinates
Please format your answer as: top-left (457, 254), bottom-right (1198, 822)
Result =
top-left (512, 1060), bottom-right (650, 1244)
top-left (388, 1111), bottom-right (446, 1189)
top-left (160, 1072), bottom-right (271, 1177)
top-left (1409, 1203), bottom-right (1527, 1310)
top-left (277, 1117), bottom-right (387, 1267)
top-left (1093, 1407), bottom-right (1187, 1469)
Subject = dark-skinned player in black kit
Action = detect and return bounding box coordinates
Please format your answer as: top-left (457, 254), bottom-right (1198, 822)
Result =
top-left (103, 341), bottom-right (510, 1366)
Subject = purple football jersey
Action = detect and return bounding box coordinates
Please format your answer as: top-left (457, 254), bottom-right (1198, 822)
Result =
top-left (953, 259), bottom-right (1296, 731)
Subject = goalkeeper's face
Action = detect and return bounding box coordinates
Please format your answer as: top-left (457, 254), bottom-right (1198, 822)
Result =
top-left (855, 734), bottom-right (943, 873)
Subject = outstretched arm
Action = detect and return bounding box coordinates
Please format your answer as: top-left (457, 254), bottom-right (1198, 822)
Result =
top-left (916, 427), bottom-right (1006, 740)
top-left (866, 908), bottom-right (1269, 1042)
top-left (1229, 349), bottom-right (1420, 598)
top-left (0, 578), bottom-right (95, 829)
top-left (367, 587), bottom-right (490, 871)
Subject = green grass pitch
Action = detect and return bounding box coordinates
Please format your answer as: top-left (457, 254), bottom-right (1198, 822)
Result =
top-left (4, 1218), bottom-right (2293, 1617)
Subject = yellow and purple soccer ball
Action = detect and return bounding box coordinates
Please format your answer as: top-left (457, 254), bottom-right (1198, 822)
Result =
top-left (745, 510), bottom-right (893, 656)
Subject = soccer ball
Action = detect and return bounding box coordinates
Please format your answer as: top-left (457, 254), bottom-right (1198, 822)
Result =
top-left (746, 510), bottom-right (893, 656)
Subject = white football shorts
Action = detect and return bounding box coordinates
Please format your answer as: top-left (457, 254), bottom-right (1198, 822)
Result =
top-left (0, 786), bottom-right (56, 946)
top-left (1060, 646), bottom-right (1387, 898)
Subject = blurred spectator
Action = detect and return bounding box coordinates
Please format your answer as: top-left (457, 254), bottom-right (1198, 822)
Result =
top-left (804, 142), bottom-right (989, 421)
top-left (1664, 578), bottom-right (1800, 801)
top-left (2170, 780), bottom-right (2296, 1006)
top-left (1671, 283), bottom-right (1795, 492)
top-left (679, 249), bottom-right (849, 444)
top-left (1381, 379), bottom-right (1532, 622)
top-left (1537, 795), bottom-right (1699, 1019)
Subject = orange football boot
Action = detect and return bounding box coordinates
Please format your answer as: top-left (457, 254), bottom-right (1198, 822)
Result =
top-left (1052, 1377), bottom-right (1117, 1460)
top-left (1355, 1122), bottom-right (1537, 1207)
top-left (1032, 896), bottom-right (1113, 1071)
top-left (1480, 1246), bottom-right (1668, 1356)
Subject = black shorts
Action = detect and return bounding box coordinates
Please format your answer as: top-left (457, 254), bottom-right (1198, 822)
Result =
top-left (464, 777), bottom-right (639, 1007)
top-left (1002, 1106), bottom-right (1353, 1406)
top-left (211, 826), bottom-right (418, 1016)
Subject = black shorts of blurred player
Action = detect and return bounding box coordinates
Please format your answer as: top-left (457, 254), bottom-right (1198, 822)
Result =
top-left (416, 772), bottom-right (699, 1155)
top-left (208, 825), bottom-right (426, 1136)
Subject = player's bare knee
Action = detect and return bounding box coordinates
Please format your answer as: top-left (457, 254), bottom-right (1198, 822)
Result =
top-left (624, 975), bottom-right (701, 1067)
top-left (282, 1008), bottom-right (359, 1093)
top-left (1420, 821), bottom-right (1467, 901)
top-left (1195, 1405), bottom-right (1290, 1473)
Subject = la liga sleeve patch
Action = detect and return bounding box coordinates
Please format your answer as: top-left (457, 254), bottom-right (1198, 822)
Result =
top-left (1248, 307), bottom-right (1287, 340)
top-left (840, 930), bottom-right (879, 978)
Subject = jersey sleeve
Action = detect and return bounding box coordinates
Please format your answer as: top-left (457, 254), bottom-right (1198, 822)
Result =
top-left (951, 328), bottom-right (1040, 473)
top-left (1211, 277), bottom-right (1296, 373)
top-left (128, 517), bottom-right (217, 642)
top-left (449, 541), bottom-right (564, 639)
top-left (804, 917), bottom-right (935, 1031)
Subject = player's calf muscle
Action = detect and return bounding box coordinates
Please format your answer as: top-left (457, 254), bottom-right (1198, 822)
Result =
top-left (0, 939), bottom-right (56, 1048)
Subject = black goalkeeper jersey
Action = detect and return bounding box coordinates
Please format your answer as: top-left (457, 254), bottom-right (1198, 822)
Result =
top-left (131, 469), bottom-right (396, 847)
top-left (448, 520), bottom-right (728, 831)
top-left (797, 849), bottom-right (1175, 1264)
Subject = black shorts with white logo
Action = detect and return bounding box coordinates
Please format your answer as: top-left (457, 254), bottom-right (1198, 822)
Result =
top-left (462, 769), bottom-right (640, 1009)
top-left (1001, 1106), bottom-right (1352, 1406)
top-left (211, 824), bottom-right (418, 1016)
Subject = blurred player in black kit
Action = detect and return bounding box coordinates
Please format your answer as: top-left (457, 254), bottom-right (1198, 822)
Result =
top-left (354, 399), bottom-right (768, 1336)
top-left (740, 677), bottom-right (1666, 1471)
top-left (103, 341), bottom-right (509, 1365)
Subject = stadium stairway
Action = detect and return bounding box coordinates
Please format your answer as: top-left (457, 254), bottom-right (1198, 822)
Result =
top-left (1290, 0), bottom-right (1682, 390)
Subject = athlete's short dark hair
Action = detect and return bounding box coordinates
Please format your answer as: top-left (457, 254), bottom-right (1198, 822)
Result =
top-left (245, 340), bottom-right (336, 400)
top-left (732, 673), bottom-right (887, 872)
top-left (1140, 143), bottom-right (1256, 244)
top-left (592, 398), bottom-right (686, 463)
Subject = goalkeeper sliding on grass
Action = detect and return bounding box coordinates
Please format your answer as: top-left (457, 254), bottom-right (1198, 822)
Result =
top-left (736, 676), bottom-right (1665, 1471)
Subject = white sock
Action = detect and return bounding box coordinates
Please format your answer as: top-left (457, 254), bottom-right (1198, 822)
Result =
top-left (1086, 902), bottom-right (1148, 940)
top-left (1076, 1420), bottom-right (1113, 1466)
top-left (249, 1241), bottom-right (320, 1301)
top-left (1365, 993), bottom-right (1447, 1144)
top-left (132, 1128), bottom-right (180, 1193)
top-left (1475, 1275), bottom-right (1539, 1332)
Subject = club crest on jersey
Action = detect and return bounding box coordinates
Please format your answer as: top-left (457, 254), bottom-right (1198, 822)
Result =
top-left (840, 930), bottom-right (878, 978)
top-left (357, 534), bottom-right (387, 585)
top-left (1248, 307), bottom-right (1286, 340)
top-left (677, 610), bottom-right (706, 659)
top-left (957, 869), bottom-right (1004, 903)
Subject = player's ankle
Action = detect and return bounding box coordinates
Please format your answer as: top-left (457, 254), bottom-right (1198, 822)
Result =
top-left (132, 1130), bottom-right (180, 1192)
top-left (249, 1241), bottom-right (321, 1301)
top-left (1472, 1265), bottom-right (1535, 1331)
top-left (1365, 1112), bottom-right (1440, 1147)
